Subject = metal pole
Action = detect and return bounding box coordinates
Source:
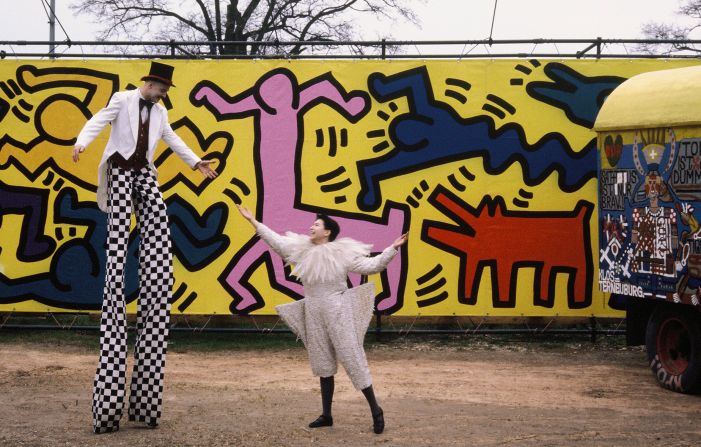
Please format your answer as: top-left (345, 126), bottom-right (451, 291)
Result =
top-left (49, 0), bottom-right (56, 57)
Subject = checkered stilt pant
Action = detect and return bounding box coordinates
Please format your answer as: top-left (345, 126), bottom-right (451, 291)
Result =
top-left (92, 162), bottom-right (173, 434)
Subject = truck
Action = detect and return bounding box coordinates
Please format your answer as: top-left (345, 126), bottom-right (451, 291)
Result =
top-left (594, 64), bottom-right (701, 393)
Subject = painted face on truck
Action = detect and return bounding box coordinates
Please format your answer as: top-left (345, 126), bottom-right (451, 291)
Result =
top-left (644, 173), bottom-right (661, 198)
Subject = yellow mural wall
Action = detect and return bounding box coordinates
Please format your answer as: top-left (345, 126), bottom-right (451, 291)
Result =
top-left (1, 59), bottom-right (697, 316)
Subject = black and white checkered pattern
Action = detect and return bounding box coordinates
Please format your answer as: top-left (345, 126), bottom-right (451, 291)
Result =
top-left (92, 163), bottom-right (173, 434)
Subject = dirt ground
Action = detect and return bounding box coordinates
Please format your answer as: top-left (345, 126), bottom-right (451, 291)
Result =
top-left (1, 337), bottom-right (700, 447)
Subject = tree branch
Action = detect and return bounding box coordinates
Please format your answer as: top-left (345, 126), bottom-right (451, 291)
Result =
top-left (71, 0), bottom-right (422, 57)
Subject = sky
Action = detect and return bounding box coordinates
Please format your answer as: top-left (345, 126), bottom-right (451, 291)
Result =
top-left (0, 0), bottom-right (696, 56)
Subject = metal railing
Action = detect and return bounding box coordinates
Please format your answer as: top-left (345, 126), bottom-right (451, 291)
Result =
top-left (0, 311), bottom-right (625, 341)
top-left (0, 38), bottom-right (700, 59)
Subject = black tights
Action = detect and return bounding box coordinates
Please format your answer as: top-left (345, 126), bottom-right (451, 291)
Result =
top-left (320, 376), bottom-right (334, 417)
top-left (319, 376), bottom-right (382, 417)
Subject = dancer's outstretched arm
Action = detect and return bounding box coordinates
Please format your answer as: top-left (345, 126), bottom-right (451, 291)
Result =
top-left (237, 204), bottom-right (293, 260)
top-left (348, 233), bottom-right (407, 275)
top-left (237, 204), bottom-right (258, 227)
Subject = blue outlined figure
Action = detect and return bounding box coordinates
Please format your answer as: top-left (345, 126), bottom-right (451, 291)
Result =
top-left (0, 187), bottom-right (228, 309)
top-left (0, 187), bottom-right (137, 308)
top-left (358, 66), bottom-right (597, 211)
top-left (167, 197), bottom-right (230, 271)
top-left (526, 62), bottom-right (625, 129)
top-left (0, 182), bottom-right (56, 262)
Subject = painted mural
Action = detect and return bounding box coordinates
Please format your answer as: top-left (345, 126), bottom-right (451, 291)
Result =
top-left (599, 127), bottom-right (701, 308)
top-left (0, 59), bottom-right (696, 316)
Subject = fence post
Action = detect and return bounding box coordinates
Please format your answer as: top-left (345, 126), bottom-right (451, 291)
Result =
top-left (170, 39), bottom-right (176, 57)
top-left (381, 38), bottom-right (386, 59)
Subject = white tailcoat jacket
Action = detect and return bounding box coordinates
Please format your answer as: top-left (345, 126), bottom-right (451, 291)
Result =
top-left (76, 89), bottom-right (201, 212)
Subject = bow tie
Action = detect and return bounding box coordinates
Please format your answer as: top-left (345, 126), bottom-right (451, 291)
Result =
top-left (139, 98), bottom-right (154, 111)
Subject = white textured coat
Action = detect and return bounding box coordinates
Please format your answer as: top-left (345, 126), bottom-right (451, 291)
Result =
top-left (76, 89), bottom-right (201, 212)
top-left (254, 221), bottom-right (398, 390)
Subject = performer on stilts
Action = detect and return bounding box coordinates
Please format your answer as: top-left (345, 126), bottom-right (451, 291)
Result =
top-left (73, 62), bottom-right (218, 434)
top-left (237, 204), bottom-right (407, 434)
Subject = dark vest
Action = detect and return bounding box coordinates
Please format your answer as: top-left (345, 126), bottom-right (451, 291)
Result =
top-left (110, 98), bottom-right (153, 170)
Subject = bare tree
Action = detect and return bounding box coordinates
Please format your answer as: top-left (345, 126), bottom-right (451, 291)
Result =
top-left (70, 0), bottom-right (420, 56)
top-left (639, 0), bottom-right (701, 54)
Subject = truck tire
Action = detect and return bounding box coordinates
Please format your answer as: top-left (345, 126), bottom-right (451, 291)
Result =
top-left (646, 307), bottom-right (701, 394)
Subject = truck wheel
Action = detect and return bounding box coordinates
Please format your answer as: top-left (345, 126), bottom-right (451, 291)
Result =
top-left (646, 308), bottom-right (701, 394)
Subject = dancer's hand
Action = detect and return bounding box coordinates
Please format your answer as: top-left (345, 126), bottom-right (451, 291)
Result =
top-left (237, 204), bottom-right (255, 223)
top-left (392, 232), bottom-right (408, 249)
top-left (196, 160), bottom-right (218, 179)
top-left (72, 144), bottom-right (85, 162)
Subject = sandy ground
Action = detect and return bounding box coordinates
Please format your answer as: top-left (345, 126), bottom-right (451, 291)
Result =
top-left (1, 338), bottom-right (700, 447)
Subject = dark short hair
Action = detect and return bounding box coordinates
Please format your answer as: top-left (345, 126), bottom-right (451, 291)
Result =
top-left (316, 214), bottom-right (340, 241)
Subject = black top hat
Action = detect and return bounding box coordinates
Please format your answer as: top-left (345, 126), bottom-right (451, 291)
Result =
top-left (141, 61), bottom-right (176, 87)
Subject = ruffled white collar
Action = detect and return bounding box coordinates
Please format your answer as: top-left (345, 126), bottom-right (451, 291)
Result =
top-left (281, 232), bottom-right (372, 283)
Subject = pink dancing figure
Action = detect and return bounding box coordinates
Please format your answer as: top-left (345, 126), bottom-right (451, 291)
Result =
top-left (192, 69), bottom-right (408, 314)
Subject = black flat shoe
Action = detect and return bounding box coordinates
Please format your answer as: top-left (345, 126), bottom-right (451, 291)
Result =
top-left (372, 409), bottom-right (384, 434)
top-left (308, 414), bottom-right (333, 428)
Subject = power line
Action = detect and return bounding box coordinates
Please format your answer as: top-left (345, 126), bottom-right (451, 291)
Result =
top-left (488, 0), bottom-right (498, 42)
top-left (39, 0), bottom-right (72, 42)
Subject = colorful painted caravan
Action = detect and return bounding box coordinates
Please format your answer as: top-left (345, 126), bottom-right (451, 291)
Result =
top-left (595, 65), bottom-right (701, 394)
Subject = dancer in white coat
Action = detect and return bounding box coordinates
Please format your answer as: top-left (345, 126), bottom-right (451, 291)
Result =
top-left (237, 205), bottom-right (407, 434)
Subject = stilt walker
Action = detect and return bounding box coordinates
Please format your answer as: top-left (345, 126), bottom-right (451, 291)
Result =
top-left (73, 62), bottom-right (218, 433)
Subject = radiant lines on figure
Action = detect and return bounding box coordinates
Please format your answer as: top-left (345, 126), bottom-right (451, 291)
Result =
top-left (416, 264), bottom-right (449, 307)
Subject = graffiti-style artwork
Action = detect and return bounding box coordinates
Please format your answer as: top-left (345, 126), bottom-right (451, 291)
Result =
top-left (629, 130), bottom-right (679, 299)
top-left (525, 62), bottom-right (624, 128)
top-left (0, 65), bottom-right (118, 148)
top-left (0, 65), bottom-right (119, 193)
top-left (598, 124), bottom-right (701, 306)
top-left (0, 182), bottom-right (229, 309)
top-left (670, 138), bottom-right (701, 201)
top-left (0, 181), bottom-right (55, 262)
top-left (358, 65), bottom-right (600, 212)
top-left (0, 186), bottom-right (139, 309)
top-left (3, 59), bottom-right (698, 316)
top-left (422, 186), bottom-right (593, 309)
top-left (192, 68), bottom-right (408, 314)
top-left (672, 203), bottom-right (701, 306)
top-left (599, 213), bottom-right (635, 295)
top-left (157, 117), bottom-right (234, 196)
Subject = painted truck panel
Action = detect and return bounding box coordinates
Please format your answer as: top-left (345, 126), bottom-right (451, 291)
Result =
top-left (595, 65), bottom-right (701, 394)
